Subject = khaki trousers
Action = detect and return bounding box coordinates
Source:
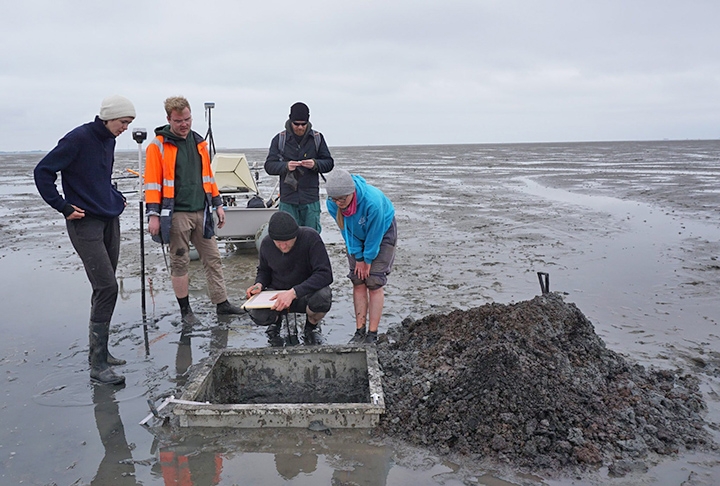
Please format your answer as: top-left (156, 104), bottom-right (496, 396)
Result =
top-left (169, 210), bottom-right (228, 304)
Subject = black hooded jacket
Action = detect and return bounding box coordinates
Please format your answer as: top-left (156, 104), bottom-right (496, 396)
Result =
top-left (264, 120), bottom-right (334, 205)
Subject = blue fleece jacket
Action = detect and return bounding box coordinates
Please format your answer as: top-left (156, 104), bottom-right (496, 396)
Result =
top-left (326, 175), bottom-right (395, 264)
top-left (34, 116), bottom-right (125, 220)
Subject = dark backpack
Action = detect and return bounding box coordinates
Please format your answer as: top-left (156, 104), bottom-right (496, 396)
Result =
top-left (246, 195), bottom-right (266, 208)
top-left (278, 130), bottom-right (322, 156)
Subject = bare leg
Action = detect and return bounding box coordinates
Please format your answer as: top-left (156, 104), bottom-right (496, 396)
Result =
top-left (367, 287), bottom-right (384, 332)
top-left (353, 283), bottom-right (368, 330)
top-left (172, 275), bottom-right (189, 299)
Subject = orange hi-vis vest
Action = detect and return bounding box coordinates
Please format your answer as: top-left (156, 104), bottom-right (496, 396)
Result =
top-left (144, 133), bottom-right (222, 243)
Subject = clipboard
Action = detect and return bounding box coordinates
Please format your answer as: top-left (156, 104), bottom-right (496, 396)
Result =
top-left (241, 290), bottom-right (284, 309)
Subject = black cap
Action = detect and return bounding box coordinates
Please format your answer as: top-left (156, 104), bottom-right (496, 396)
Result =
top-left (289, 102), bottom-right (310, 122)
top-left (268, 211), bottom-right (299, 241)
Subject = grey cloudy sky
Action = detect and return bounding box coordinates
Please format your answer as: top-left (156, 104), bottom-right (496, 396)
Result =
top-left (2, 0), bottom-right (719, 151)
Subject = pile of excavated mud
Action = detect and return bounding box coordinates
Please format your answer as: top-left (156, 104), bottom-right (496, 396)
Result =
top-left (376, 293), bottom-right (715, 476)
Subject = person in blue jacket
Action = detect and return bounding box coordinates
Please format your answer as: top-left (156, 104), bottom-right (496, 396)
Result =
top-left (324, 169), bottom-right (397, 344)
top-left (34, 95), bottom-right (136, 385)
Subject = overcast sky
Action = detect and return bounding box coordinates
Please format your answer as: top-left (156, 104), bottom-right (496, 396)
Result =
top-left (2, 1), bottom-right (719, 152)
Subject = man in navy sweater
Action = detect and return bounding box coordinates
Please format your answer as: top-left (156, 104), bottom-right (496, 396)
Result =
top-left (245, 211), bottom-right (333, 346)
top-left (34, 95), bottom-right (136, 385)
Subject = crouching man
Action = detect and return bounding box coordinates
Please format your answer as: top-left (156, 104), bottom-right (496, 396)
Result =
top-left (245, 211), bottom-right (333, 345)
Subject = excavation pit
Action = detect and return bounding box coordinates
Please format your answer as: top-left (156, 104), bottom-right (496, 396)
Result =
top-left (175, 345), bottom-right (385, 428)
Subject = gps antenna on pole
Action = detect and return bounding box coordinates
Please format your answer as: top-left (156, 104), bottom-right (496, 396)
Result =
top-left (132, 128), bottom-right (149, 354)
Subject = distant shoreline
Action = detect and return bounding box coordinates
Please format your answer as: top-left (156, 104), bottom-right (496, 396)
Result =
top-left (4, 138), bottom-right (720, 155)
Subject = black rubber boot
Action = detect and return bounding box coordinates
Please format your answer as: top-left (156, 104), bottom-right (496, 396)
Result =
top-left (303, 319), bottom-right (324, 346)
top-left (266, 316), bottom-right (284, 347)
top-left (286, 313), bottom-right (300, 346)
top-left (89, 321), bottom-right (125, 385)
top-left (107, 351), bottom-right (127, 366)
top-left (88, 327), bottom-right (126, 366)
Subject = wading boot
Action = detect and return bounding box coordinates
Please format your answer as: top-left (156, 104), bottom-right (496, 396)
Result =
top-left (89, 321), bottom-right (125, 385)
top-left (266, 316), bottom-right (284, 347)
top-left (303, 319), bottom-right (324, 346)
top-left (348, 327), bottom-right (367, 344)
top-left (88, 327), bottom-right (126, 366)
top-left (286, 313), bottom-right (300, 346)
top-left (217, 300), bottom-right (243, 315)
top-left (106, 352), bottom-right (126, 366)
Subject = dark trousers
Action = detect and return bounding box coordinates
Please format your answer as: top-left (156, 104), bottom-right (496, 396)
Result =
top-left (67, 216), bottom-right (120, 323)
top-left (248, 286), bottom-right (332, 326)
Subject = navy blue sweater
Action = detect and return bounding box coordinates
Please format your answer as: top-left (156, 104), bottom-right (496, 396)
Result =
top-left (34, 116), bottom-right (125, 220)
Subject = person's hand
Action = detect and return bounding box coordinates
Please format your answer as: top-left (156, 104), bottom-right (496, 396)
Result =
top-left (66, 205), bottom-right (86, 220)
top-left (287, 160), bottom-right (302, 171)
top-left (271, 288), bottom-right (296, 311)
top-left (216, 206), bottom-right (226, 228)
top-left (300, 159), bottom-right (315, 169)
top-left (246, 283), bottom-right (262, 299)
top-left (148, 215), bottom-right (160, 235)
top-left (354, 261), bottom-right (371, 280)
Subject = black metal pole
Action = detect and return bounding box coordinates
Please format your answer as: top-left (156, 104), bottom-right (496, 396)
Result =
top-left (135, 137), bottom-right (147, 320)
top-left (132, 128), bottom-right (150, 356)
top-left (139, 196), bottom-right (146, 318)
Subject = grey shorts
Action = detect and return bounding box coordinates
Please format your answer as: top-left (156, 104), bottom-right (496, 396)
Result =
top-left (348, 217), bottom-right (397, 290)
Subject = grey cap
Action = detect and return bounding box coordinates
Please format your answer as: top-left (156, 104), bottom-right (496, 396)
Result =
top-left (325, 169), bottom-right (355, 198)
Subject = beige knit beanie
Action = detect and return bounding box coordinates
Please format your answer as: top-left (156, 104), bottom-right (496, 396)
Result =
top-left (99, 95), bottom-right (136, 121)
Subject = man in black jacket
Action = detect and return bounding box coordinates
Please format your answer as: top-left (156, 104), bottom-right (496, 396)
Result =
top-left (264, 102), bottom-right (334, 233)
top-left (245, 211), bottom-right (333, 345)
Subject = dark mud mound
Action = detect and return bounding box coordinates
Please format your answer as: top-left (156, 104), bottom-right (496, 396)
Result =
top-left (377, 294), bottom-right (713, 475)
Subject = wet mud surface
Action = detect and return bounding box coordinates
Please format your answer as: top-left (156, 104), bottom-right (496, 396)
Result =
top-left (208, 362), bottom-right (368, 405)
top-left (2, 140), bottom-right (720, 485)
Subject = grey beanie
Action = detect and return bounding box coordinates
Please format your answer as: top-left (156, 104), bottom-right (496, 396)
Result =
top-left (99, 95), bottom-right (136, 121)
top-left (325, 169), bottom-right (355, 198)
top-left (268, 211), bottom-right (299, 241)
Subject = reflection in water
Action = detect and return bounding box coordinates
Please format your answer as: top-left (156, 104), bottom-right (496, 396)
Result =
top-left (151, 322), bottom-right (231, 485)
top-left (152, 433), bottom-right (393, 486)
top-left (330, 444), bottom-right (392, 486)
top-left (155, 448), bottom-right (223, 486)
top-left (174, 323), bottom-right (230, 388)
top-left (274, 451), bottom-right (317, 479)
top-left (175, 325), bottom-right (193, 387)
top-left (91, 383), bottom-right (139, 485)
